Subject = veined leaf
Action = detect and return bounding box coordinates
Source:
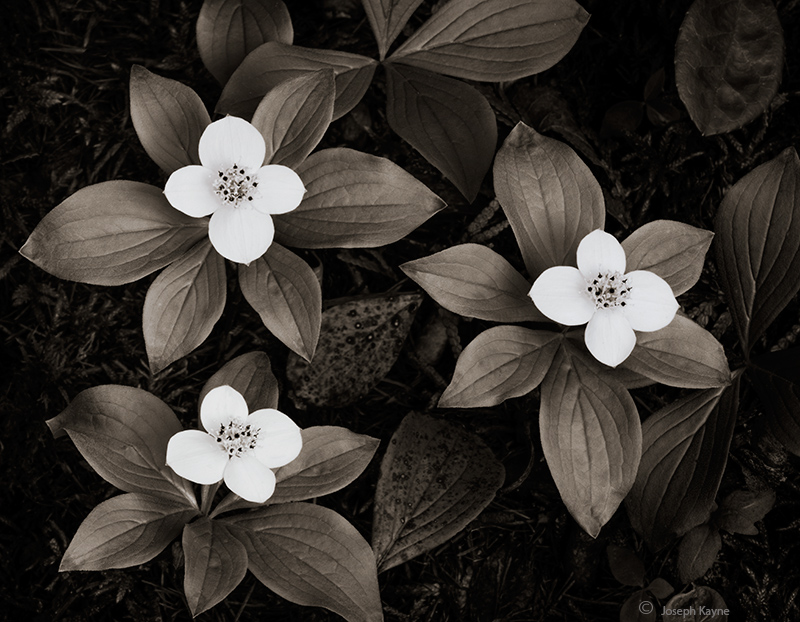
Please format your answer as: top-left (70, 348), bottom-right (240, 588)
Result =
top-left (20, 181), bottom-right (208, 286)
top-left (539, 341), bottom-right (641, 537)
top-left (362, 0), bottom-right (424, 59)
top-left (714, 489), bottom-right (775, 535)
top-left (401, 244), bottom-right (543, 323)
top-left (389, 0), bottom-right (589, 81)
top-left (199, 351), bottom-right (280, 414)
top-left (372, 412), bottom-right (505, 572)
top-left (275, 148), bottom-right (445, 249)
top-left (606, 545), bottom-right (646, 587)
top-left (251, 70), bottom-right (335, 169)
top-left (216, 41), bottom-right (376, 120)
top-left (677, 524), bottom-right (722, 584)
top-left (197, 0), bottom-right (293, 85)
top-left (60, 493), bottom-right (198, 571)
top-left (143, 239), bottom-right (227, 373)
top-left (493, 122), bottom-right (605, 279)
top-left (384, 63), bottom-right (496, 202)
top-left (675, 0), bottom-right (784, 135)
top-left (750, 347), bottom-right (800, 456)
top-left (715, 148), bottom-right (800, 355)
top-left (238, 243), bottom-right (321, 361)
top-left (439, 326), bottom-right (560, 408)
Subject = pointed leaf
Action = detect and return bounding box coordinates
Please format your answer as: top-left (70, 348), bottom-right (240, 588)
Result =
top-left (216, 41), bottom-right (377, 120)
top-left (199, 351), bottom-right (280, 413)
top-left (606, 545), bottom-right (645, 587)
top-left (384, 63), bottom-right (496, 201)
top-left (714, 489), bottom-right (776, 535)
top-left (625, 376), bottom-right (740, 550)
top-left (275, 148), bottom-right (445, 249)
top-left (286, 292), bottom-right (422, 407)
top-left (539, 341), bottom-right (641, 537)
top-left (251, 70), bottom-right (335, 169)
top-left (677, 524), bottom-right (722, 584)
top-left (647, 578), bottom-right (674, 600)
top-left (197, 0), bottom-right (293, 85)
top-left (226, 503), bottom-right (383, 622)
top-left (60, 493), bottom-right (198, 571)
top-left (20, 181), bottom-right (209, 286)
top-left (389, 0), bottom-right (589, 81)
top-left (143, 239), bottom-right (227, 373)
top-left (401, 244), bottom-right (542, 323)
top-left (675, 0), bottom-right (783, 135)
top-left (750, 347), bottom-right (800, 456)
top-left (621, 315), bottom-right (731, 389)
top-left (439, 326), bottom-right (560, 408)
top-left (182, 517), bottom-right (248, 616)
top-left (129, 65), bottom-right (211, 175)
top-left (715, 148), bottom-right (800, 354)
top-left (622, 220), bottom-right (714, 296)
top-left (493, 122), bottom-right (605, 278)
top-left (238, 243), bottom-right (321, 361)
top-left (372, 412), bottom-right (505, 572)
top-left (362, 0), bottom-right (424, 59)
top-left (46, 385), bottom-right (197, 506)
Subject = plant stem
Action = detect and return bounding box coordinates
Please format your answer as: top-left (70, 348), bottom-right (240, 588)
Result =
top-left (199, 482), bottom-right (221, 515)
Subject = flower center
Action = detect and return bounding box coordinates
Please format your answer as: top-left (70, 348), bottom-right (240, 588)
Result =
top-left (214, 420), bottom-right (260, 457)
top-left (213, 164), bottom-right (259, 208)
top-left (585, 271), bottom-right (632, 309)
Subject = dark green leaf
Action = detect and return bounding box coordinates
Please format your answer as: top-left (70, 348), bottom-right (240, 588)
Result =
top-left (675, 0), bottom-right (783, 135)
top-left (372, 412), bottom-right (505, 572)
top-left (714, 489), bottom-right (776, 535)
top-left (663, 586), bottom-right (729, 622)
top-left (275, 148), bottom-right (445, 249)
top-left (389, 0), bottom-right (589, 81)
top-left (677, 523), bottom-right (722, 583)
top-left (384, 63), bottom-right (496, 201)
top-left (238, 243), bottom-right (321, 361)
top-left (143, 239), bottom-right (227, 373)
top-left (20, 181), bottom-right (208, 286)
top-left (606, 544), bottom-right (645, 587)
top-left (362, 0), bottom-right (424, 59)
top-left (749, 347), bottom-right (800, 456)
top-left (199, 351), bottom-right (280, 413)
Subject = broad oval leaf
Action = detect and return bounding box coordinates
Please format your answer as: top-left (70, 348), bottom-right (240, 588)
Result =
top-left (677, 524), bottom-right (722, 584)
top-left (714, 489), bottom-right (776, 535)
top-left (362, 0), bottom-right (424, 59)
top-left (675, 0), bottom-right (784, 136)
top-left (143, 239), bottom-right (227, 373)
top-left (607, 545), bottom-right (645, 588)
top-left (401, 244), bottom-right (543, 323)
top-left (197, 0), bottom-right (293, 85)
top-left (621, 315), bottom-right (731, 389)
top-left (620, 590), bottom-right (657, 622)
top-left (251, 70), bottom-right (335, 169)
top-left (715, 148), bottom-right (800, 354)
top-left (625, 375), bottom-right (740, 550)
top-left (238, 243), bottom-right (321, 361)
top-left (286, 292), bottom-right (422, 407)
top-left (539, 341), bottom-right (641, 537)
top-left (225, 503), bottom-right (383, 622)
top-left (622, 220), bottom-right (714, 296)
top-left (439, 326), bottom-right (560, 408)
top-left (750, 347), bottom-right (800, 456)
top-left (46, 385), bottom-right (197, 506)
top-left (199, 351), bottom-right (280, 414)
top-left (182, 517), bottom-right (248, 616)
top-left (20, 181), bottom-right (208, 286)
top-left (129, 65), bottom-right (211, 175)
top-left (216, 41), bottom-right (377, 120)
top-left (384, 63), bottom-right (496, 202)
top-left (389, 0), bottom-right (589, 81)
top-left (275, 148), bottom-right (445, 249)
top-left (493, 122), bottom-right (605, 278)
top-left (60, 493), bottom-right (198, 571)
top-left (372, 412), bottom-right (505, 572)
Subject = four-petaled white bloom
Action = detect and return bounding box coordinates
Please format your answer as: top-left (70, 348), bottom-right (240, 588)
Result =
top-left (166, 385), bottom-right (303, 503)
top-left (529, 229), bottom-right (679, 367)
top-left (164, 116), bottom-right (306, 265)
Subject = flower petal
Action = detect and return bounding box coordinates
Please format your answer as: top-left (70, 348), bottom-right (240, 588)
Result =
top-left (529, 266), bottom-right (596, 326)
top-left (201, 385), bottom-right (249, 433)
top-left (198, 116), bottom-right (267, 173)
top-left (208, 204), bottom-right (275, 264)
top-left (163, 165), bottom-right (220, 217)
top-left (251, 165), bottom-right (306, 215)
top-left (223, 454), bottom-right (277, 503)
top-left (584, 307), bottom-right (637, 367)
top-left (623, 270), bottom-right (680, 332)
top-left (248, 408), bottom-right (303, 468)
top-left (166, 430), bottom-right (228, 484)
top-left (577, 230), bottom-right (626, 278)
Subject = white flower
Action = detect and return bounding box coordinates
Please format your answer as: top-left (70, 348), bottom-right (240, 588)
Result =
top-left (166, 385), bottom-right (303, 503)
top-left (163, 116), bottom-right (306, 264)
top-left (529, 229), bottom-right (679, 367)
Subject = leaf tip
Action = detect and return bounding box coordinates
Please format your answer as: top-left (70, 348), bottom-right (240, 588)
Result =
top-left (45, 415), bottom-right (67, 439)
